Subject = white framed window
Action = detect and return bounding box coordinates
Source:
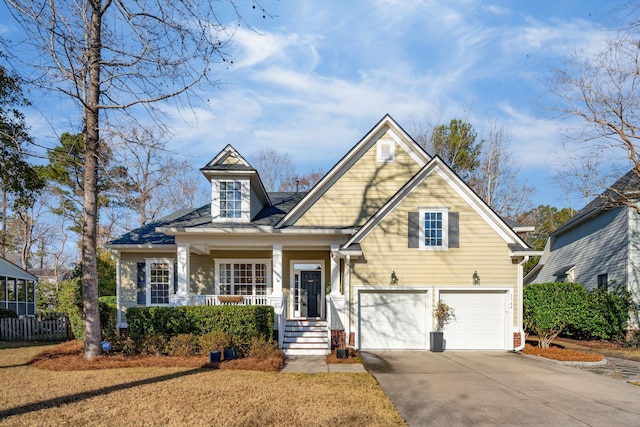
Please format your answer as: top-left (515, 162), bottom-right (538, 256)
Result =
top-left (377, 139), bottom-right (395, 163)
top-left (220, 180), bottom-right (242, 218)
top-left (146, 259), bottom-right (174, 306)
top-left (419, 207), bottom-right (449, 250)
top-left (215, 260), bottom-right (271, 295)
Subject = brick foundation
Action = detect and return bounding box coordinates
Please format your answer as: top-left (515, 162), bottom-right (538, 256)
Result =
top-left (513, 332), bottom-right (521, 349)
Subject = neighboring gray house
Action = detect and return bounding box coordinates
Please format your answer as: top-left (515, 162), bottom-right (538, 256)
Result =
top-left (525, 170), bottom-right (640, 325)
top-left (0, 256), bottom-right (38, 316)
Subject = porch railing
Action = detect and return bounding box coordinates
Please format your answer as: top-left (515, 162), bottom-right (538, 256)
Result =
top-left (190, 294), bottom-right (271, 306)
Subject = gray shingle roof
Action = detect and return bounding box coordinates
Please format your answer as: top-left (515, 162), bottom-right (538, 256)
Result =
top-left (554, 169), bottom-right (640, 235)
top-left (0, 257), bottom-right (38, 281)
top-left (107, 192), bottom-right (307, 245)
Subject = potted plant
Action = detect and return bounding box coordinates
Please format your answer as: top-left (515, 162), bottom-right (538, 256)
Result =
top-left (431, 300), bottom-right (455, 352)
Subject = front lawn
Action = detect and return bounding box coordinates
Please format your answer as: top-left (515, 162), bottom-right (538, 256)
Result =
top-left (0, 343), bottom-right (405, 426)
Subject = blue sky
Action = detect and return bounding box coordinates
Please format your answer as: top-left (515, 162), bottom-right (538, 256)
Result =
top-left (0, 0), bottom-right (631, 210)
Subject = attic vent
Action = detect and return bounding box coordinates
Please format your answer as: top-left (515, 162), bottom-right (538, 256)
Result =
top-left (377, 139), bottom-right (395, 163)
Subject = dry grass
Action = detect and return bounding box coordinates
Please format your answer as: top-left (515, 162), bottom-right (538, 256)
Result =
top-left (0, 343), bottom-right (405, 426)
top-left (521, 343), bottom-right (604, 362)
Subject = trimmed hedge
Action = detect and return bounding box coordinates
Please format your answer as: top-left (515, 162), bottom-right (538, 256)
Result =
top-left (125, 305), bottom-right (274, 344)
top-left (524, 282), bottom-right (635, 347)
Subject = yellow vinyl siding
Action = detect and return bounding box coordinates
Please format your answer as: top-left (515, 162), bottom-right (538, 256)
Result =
top-left (297, 135), bottom-right (422, 227)
top-left (350, 171), bottom-right (519, 325)
top-left (118, 252), bottom-right (175, 321)
top-left (190, 254), bottom-right (215, 295)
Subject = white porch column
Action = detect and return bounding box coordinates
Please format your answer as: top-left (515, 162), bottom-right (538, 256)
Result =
top-left (270, 244), bottom-right (285, 348)
top-left (175, 243), bottom-right (190, 306)
top-left (344, 255), bottom-right (352, 346)
top-left (272, 244), bottom-right (283, 296)
top-left (330, 244), bottom-right (341, 296)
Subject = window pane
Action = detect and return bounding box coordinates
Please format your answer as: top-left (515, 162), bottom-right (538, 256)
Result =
top-left (424, 212), bottom-right (443, 246)
top-left (220, 180), bottom-right (242, 218)
top-left (150, 262), bottom-right (170, 304)
top-left (7, 279), bottom-right (15, 302)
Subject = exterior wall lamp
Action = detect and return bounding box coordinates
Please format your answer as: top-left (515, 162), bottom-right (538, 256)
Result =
top-left (391, 270), bottom-right (398, 285)
top-left (473, 271), bottom-right (480, 286)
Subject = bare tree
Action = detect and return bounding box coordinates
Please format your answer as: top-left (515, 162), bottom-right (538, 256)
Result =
top-left (250, 147), bottom-right (296, 192)
top-left (468, 121), bottom-right (533, 219)
top-left (550, 28), bottom-right (640, 207)
top-left (3, 0), bottom-right (267, 359)
top-left (280, 168), bottom-right (324, 192)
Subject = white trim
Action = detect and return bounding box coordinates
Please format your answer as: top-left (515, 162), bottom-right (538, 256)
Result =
top-left (376, 138), bottom-right (395, 163)
top-left (211, 179), bottom-right (250, 222)
top-left (145, 258), bottom-right (174, 306)
top-left (289, 259), bottom-right (325, 319)
top-left (419, 207), bottom-right (449, 251)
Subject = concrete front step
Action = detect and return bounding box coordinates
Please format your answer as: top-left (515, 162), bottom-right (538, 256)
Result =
top-left (282, 319), bottom-right (329, 356)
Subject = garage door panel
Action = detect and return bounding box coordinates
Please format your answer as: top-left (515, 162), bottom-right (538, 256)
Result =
top-left (359, 291), bottom-right (428, 350)
top-left (440, 291), bottom-right (507, 350)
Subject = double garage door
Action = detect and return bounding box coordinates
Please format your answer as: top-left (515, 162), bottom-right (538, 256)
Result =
top-left (358, 289), bottom-right (508, 350)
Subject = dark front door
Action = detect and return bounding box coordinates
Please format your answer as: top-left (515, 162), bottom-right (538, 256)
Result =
top-left (300, 271), bottom-right (321, 318)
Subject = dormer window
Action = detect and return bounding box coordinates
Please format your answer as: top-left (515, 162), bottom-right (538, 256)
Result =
top-left (211, 178), bottom-right (251, 222)
top-left (220, 181), bottom-right (242, 219)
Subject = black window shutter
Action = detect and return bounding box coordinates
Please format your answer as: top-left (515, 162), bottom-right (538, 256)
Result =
top-left (408, 211), bottom-right (420, 248)
top-left (449, 212), bottom-right (459, 248)
top-left (174, 262), bottom-right (178, 294)
top-left (136, 262), bottom-right (146, 305)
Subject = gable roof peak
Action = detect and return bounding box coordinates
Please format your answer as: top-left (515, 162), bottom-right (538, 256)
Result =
top-left (200, 144), bottom-right (254, 172)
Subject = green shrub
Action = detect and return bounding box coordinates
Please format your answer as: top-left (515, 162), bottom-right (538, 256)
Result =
top-left (57, 278), bottom-right (84, 340)
top-left (246, 337), bottom-right (282, 361)
top-left (99, 301), bottom-right (117, 340)
top-left (199, 331), bottom-right (230, 353)
top-left (0, 308), bottom-right (18, 318)
top-left (524, 282), bottom-right (588, 348)
top-left (126, 305), bottom-right (274, 347)
top-left (109, 335), bottom-right (137, 355)
top-left (565, 286), bottom-right (634, 340)
top-left (98, 296), bottom-right (117, 305)
top-left (168, 333), bottom-right (200, 356)
top-left (624, 330), bottom-right (640, 348)
top-left (138, 334), bottom-right (169, 356)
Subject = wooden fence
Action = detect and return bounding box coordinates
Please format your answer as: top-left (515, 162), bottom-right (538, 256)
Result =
top-left (0, 316), bottom-right (71, 341)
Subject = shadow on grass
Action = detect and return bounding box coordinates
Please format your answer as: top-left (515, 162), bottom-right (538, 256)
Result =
top-left (0, 367), bottom-right (209, 419)
top-left (0, 341), bottom-right (63, 350)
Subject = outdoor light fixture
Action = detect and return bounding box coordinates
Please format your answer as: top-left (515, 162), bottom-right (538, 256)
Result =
top-left (391, 270), bottom-right (398, 285)
top-left (473, 271), bottom-right (480, 286)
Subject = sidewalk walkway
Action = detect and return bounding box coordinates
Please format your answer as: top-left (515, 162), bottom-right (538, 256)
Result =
top-left (575, 356), bottom-right (640, 383)
top-left (280, 356), bottom-right (367, 373)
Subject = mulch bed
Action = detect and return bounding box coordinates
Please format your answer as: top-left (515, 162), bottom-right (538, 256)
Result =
top-left (521, 343), bottom-right (604, 362)
top-left (326, 348), bottom-right (361, 364)
top-left (30, 340), bottom-right (285, 372)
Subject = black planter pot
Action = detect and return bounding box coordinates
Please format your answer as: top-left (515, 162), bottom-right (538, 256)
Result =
top-left (336, 349), bottom-right (348, 359)
top-left (223, 347), bottom-right (238, 360)
top-left (430, 331), bottom-right (444, 352)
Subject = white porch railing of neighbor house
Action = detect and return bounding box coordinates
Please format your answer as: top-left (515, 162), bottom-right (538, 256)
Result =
top-left (190, 295), bottom-right (270, 306)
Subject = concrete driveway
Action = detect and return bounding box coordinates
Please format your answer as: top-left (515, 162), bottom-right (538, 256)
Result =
top-left (361, 351), bottom-right (640, 426)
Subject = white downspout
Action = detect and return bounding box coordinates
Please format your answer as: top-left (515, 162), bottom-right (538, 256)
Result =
top-left (515, 256), bottom-right (528, 351)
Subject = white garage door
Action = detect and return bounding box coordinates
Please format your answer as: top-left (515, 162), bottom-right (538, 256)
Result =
top-left (359, 291), bottom-right (428, 350)
top-left (439, 290), bottom-right (507, 350)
